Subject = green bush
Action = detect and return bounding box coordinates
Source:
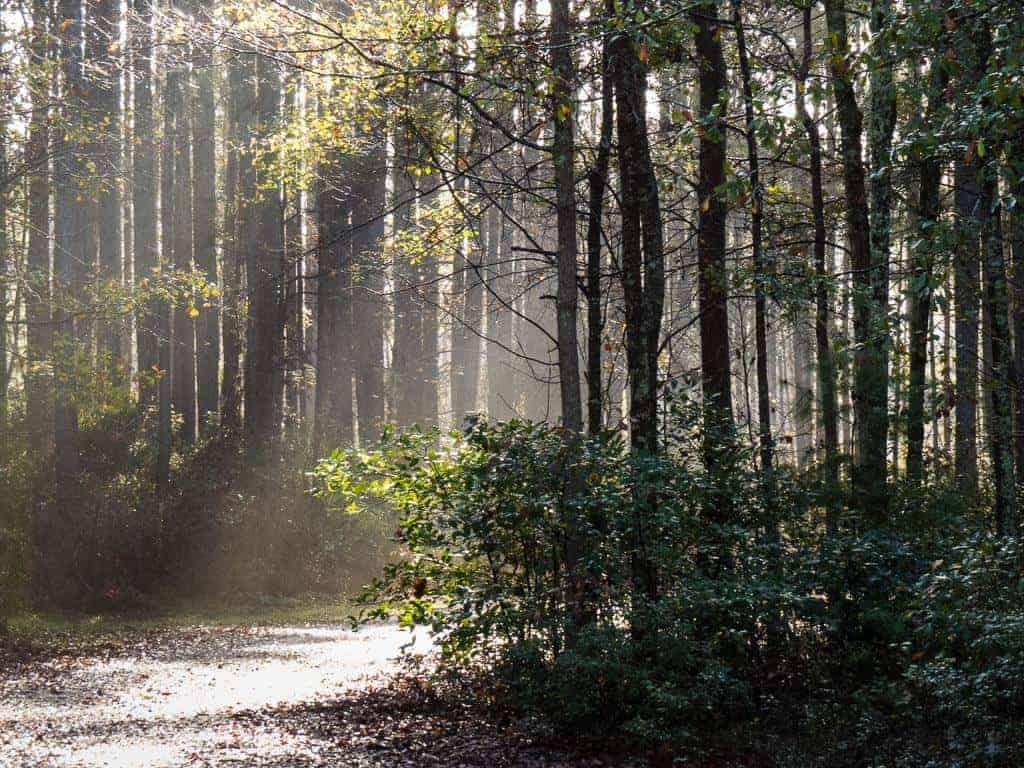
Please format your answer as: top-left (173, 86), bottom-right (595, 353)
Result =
top-left (317, 416), bottom-right (1024, 763)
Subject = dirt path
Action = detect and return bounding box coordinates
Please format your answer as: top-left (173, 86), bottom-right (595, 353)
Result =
top-left (1, 624), bottom-right (622, 768)
top-left (0, 624), bottom-right (420, 767)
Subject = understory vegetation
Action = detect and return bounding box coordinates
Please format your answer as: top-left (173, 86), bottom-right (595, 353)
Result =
top-left (0, 408), bottom-right (391, 618)
top-left (319, 417), bottom-right (1024, 766)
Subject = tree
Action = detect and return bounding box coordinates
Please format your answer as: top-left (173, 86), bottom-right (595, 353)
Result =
top-left (192, 0), bottom-right (219, 429)
top-left (692, 0), bottom-right (733, 477)
top-left (824, 0), bottom-right (887, 520)
top-left (53, 0), bottom-right (86, 502)
top-left (906, 8), bottom-right (949, 488)
top-left (245, 51), bottom-right (284, 459)
top-left (733, 0), bottom-right (773, 498)
top-left (25, 0), bottom-right (52, 456)
top-left (134, 0), bottom-right (160, 415)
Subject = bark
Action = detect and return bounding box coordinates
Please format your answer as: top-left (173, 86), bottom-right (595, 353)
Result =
top-left (448, 2), bottom-right (483, 424)
top-left (91, 0), bottom-right (122, 371)
top-left (314, 148), bottom-right (355, 452)
top-left (192, 0), bottom-right (219, 428)
top-left (169, 65), bottom-right (197, 445)
top-left (824, 0), bottom-right (887, 520)
top-left (155, 46), bottom-right (174, 485)
top-left (550, 0), bottom-right (583, 436)
top-left (586, 41), bottom-right (612, 436)
top-left (222, 53), bottom-right (255, 432)
top-left (391, 95), bottom-right (421, 427)
top-left (611, 0), bottom-right (664, 604)
top-left (734, 0), bottom-right (773, 487)
top-left (485, 2), bottom-right (517, 423)
top-left (53, 0), bottom-right (85, 501)
top-left (1012, 144), bottom-right (1024, 478)
top-left (613, 1), bottom-right (665, 455)
top-left (867, 0), bottom-right (896, 482)
top-left (133, 0), bottom-right (159, 413)
top-left (692, 2), bottom-right (734, 477)
top-left (980, 173), bottom-right (1016, 535)
top-left (26, 0), bottom-right (51, 454)
top-left (796, 4), bottom-right (839, 514)
top-left (351, 136), bottom-right (387, 445)
top-left (245, 52), bottom-right (285, 459)
top-left (906, 50), bottom-right (948, 487)
top-left (0, 23), bottom-right (8, 429)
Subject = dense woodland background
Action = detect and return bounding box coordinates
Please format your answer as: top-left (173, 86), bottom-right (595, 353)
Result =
top-left (0, 0), bottom-right (1023, 762)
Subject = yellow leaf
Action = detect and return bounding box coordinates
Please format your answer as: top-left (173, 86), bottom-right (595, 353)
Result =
top-left (187, 305), bottom-right (199, 318)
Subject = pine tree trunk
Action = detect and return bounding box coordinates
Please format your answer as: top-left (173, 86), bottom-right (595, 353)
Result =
top-left (351, 138), bottom-right (387, 445)
top-left (797, 4), bottom-right (838, 516)
top-left (735, 0), bottom-right (774, 489)
top-left (550, 0), bottom-right (582, 436)
top-left (192, 0), bottom-right (219, 429)
top-left (392, 98), bottom-right (420, 428)
top-left (692, 1), bottom-right (734, 479)
top-left (824, 0), bottom-right (887, 520)
top-left (585, 41), bottom-right (612, 436)
top-left (980, 173), bottom-right (1017, 535)
top-left (314, 146), bottom-right (355, 452)
top-left (91, 0), bottom-right (122, 373)
top-left (246, 52), bottom-right (284, 459)
top-left (53, 0), bottom-right (85, 502)
top-left (133, 0), bottom-right (159, 413)
top-left (906, 52), bottom-right (948, 487)
top-left (170, 64), bottom-right (197, 446)
top-left (26, 0), bottom-right (51, 455)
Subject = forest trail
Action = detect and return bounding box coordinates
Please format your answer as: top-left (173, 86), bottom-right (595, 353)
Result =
top-left (0, 623), bottom-right (425, 767)
top-left (0, 622), bottom-right (608, 768)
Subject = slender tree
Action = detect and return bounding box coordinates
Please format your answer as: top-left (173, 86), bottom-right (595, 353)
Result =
top-left (192, 0), bottom-right (219, 428)
top-left (245, 51), bottom-right (284, 458)
top-left (733, 0), bottom-right (773, 493)
top-left (824, 0), bottom-right (887, 519)
top-left (26, 0), bottom-right (52, 455)
top-left (906, 26), bottom-right (949, 487)
top-left (692, 1), bottom-right (734, 473)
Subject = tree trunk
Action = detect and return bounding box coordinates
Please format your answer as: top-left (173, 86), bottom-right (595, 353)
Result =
top-left (391, 97), bottom-right (421, 427)
top-left (692, 2), bottom-right (734, 479)
top-left (613, 2), bottom-right (665, 456)
top-left (824, 0), bottom-right (887, 520)
top-left (192, 0), bottom-right (219, 429)
top-left (169, 62), bottom-right (197, 446)
top-left (734, 0), bottom-right (773, 490)
top-left (1011, 142), bottom-right (1024, 478)
top-left (90, 0), bottom-right (122, 373)
top-left (314, 147), bottom-right (355, 452)
top-left (611, 0), bottom-right (664, 603)
top-left (222, 53), bottom-right (255, 432)
top-left (796, 3), bottom-right (838, 517)
top-left (133, 0), bottom-right (159, 414)
top-left (906, 51), bottom-right (948, 488)
top-left (981, 172), bottom-right (1017, 535)
top-left (26, 0), bottom-right (52, 455)
top-left (550, 0), bottom-right (582, 436)
top-left (246, 52), bottom-right (284, 459)
top-left (53, 0), bottom-right (85, 502)
top-left (351, 136), bottom-right (387, 445)
top-left (586, 41), bottom-right (612, 436)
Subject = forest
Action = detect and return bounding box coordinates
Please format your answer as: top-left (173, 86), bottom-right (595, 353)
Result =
top-left (0, 0), bottom-right (1023, 764)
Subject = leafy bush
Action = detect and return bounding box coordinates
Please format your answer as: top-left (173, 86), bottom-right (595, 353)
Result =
top-left (317, 417), bottom-right (1024, 763)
